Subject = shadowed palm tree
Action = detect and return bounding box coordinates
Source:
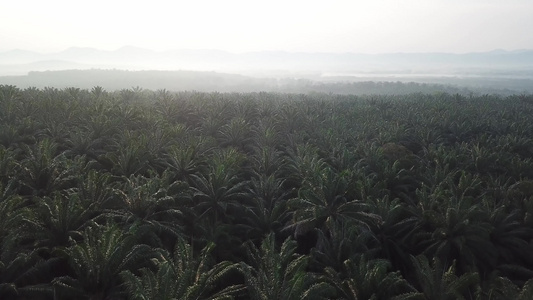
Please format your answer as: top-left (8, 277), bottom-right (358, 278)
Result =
top-left (190, 156), bottom-right (247, 227)
top-left (286, 168), bottom-right (381, 238)
top-left (100, 173), bottom-right (189, 248)
top-left (24, 191), bottom-right (98, 249)
top-left (121, 237), bottom-right (244, 300)
top-left (100, 131), bottom-right (152, 176)
top-left (368, 196), bottom-right (420, 274)
top-left (284, 143), bottom-right (328, 189)
top-left (477, 275), bottom-right (533, 300)
top-left (415, 204), bottom-right (497, 274)
top-left (75, 169), bottom-right (115, 210)
top-left (249, 146), bottom-right (285, 178)
top-left (16, 138), bottom-right (78, 196)
top-left (0, 180), bottom-right (61, 299)
top-left (0, 184), bottom-right (24, 240)
top-left (53, 223), bottom-right (160, 300)
top-left (252, 120), bottom-right (281, 149)
top-left (218, 117), bottom-right (253, 151)
top-left (0, 146), bottom-right (16, 184)
top-left (275, 102), bottom-right (305, 135)
top-left (324, 255), bottom-right (422, 300)
top-left (239, 233), bottom-right (334, 300)
top-left (487, 206), bottom-right (533, 267)
top-left (164, 143), bottom-right (209, 184)
top-left (0, 247), bottom-right (60, 300)
top-left (189, 154), bottom-right (247, 258)
top-left (241, 174), bottom-right (292, 240)
top-left (410, 255), bottom-right (479, 300)
top-left (145, 124), bottom-right (186, 162)
top-left (310, 222), bottom-right (380, 274)
top-left (63, 127), bottom-right (106, 159)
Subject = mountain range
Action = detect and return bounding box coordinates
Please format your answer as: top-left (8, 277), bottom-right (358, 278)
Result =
top-left (2, 46), bottom-right (533, 78)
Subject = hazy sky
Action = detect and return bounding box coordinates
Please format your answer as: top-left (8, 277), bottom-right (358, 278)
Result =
top-left (1, 0), bottom-right (532, 54)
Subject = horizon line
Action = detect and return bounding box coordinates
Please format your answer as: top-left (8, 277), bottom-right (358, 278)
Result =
top-left (1, 46), bottom-right (532, 56)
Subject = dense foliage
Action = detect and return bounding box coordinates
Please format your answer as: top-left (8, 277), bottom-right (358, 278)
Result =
top-left (1, 84), bottom-right (533, 299)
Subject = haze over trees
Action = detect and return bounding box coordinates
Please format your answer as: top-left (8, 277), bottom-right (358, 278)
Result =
top-left (2, 47), bottom-right (533, 93)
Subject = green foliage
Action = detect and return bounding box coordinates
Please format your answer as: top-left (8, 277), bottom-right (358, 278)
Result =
top-left (410, 255), bottom-right (479, 300)
top-left (324, 255), bottom-right (422, 300)
top-left (287, 167), bottom-right (380, 236)
top-left (24, 191), bottom-right (98, 249)
top-left (53, 223), bottom-right (160, 299)
top-left (1, 86), bottom-right (533, 299)
top-left (121, 237), bottom-right (243, 300)
top-left (240, 233), bottom-right (334, 300)
top-left (100, 173), bottom-right (188, 247)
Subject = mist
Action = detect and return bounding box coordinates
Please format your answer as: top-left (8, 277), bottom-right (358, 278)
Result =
top-left (2, 1), bottom-right (533, 93)
top-left (1, 47), bottom-right (533, 94)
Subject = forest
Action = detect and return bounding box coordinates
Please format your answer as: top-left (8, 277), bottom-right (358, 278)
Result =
top-left (0, 69), bottom-right (521, 95)
top-left (1, 84), bottom-right (533, 299)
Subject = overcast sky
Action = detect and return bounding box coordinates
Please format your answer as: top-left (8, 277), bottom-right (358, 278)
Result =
top-left (1, 0), bottom-right (532, 54)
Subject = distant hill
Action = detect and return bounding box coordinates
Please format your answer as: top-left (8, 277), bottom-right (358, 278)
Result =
top-left (0, 69), bottom-right (271, 92)
top-left (1, 47), bottom-right (533, 78)
top-left (1, 69), bottom-right (529, 95)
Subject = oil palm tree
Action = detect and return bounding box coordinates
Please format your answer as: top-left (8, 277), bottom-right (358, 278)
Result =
top-left (101, 131), bottom-right (152, 176)
top-left (410, 255), bottom-right (479, 300)
top-left (218, 117), bottom-right (253, 151)
top-left (16, 138), bottom-right (77, 197)
top-left (286, 168), bottom-right (380, 237)
top-left (90, 86), bottom-right (105, 100)
top-left (0, 246), bottom-right (59, 300)
top-left (284, 143), bottom-right (328, 189)
top-left (239, 233), bottom-right (333, 300)
top-left (477, 276), bottom-right (533, 300)
top-left (24, 191), bottom-right (98, 250)
top-left (190, 158), bottom-right (247, 227)
top-left (0, 85), bottom-right (20, 102)
top-left (164, 143), bottom-right (209, 184)
top-left (0, 180), bottom-right (26, 241)
top-left (488, 206), bottom-right (533, 268)
top-left (368, 196), bottom-right (420, 274)
top-left (121, 237), bottom-right (244, 300)
top-left (63, 127), bottom-right (105, 159)
top-left (0, 146), bottom-right (16, 184)
top-left (252, 120), bottom-right (281, 149)
top-left (310, 222), bottom-right (380, 274)
top-left (53, 223), bottom-right (160, 299)
top-left (324, 255), bottom-right (422, 300)
top-left (416, 204), bottom-right (497, 275)
top-left (100, 173), bottom-right (189, 248)
top-left (249, 146), bottom-right (285, 178)
top-left (189, 158), bottom-right (247, 258)
top-left (75, 169), bottom-right (115, 210)
top-left (241, 174), bottom-right (292, 240)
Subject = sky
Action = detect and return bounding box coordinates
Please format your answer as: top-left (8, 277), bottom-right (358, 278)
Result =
top-left (1, 0), bottom-right (533, 54)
